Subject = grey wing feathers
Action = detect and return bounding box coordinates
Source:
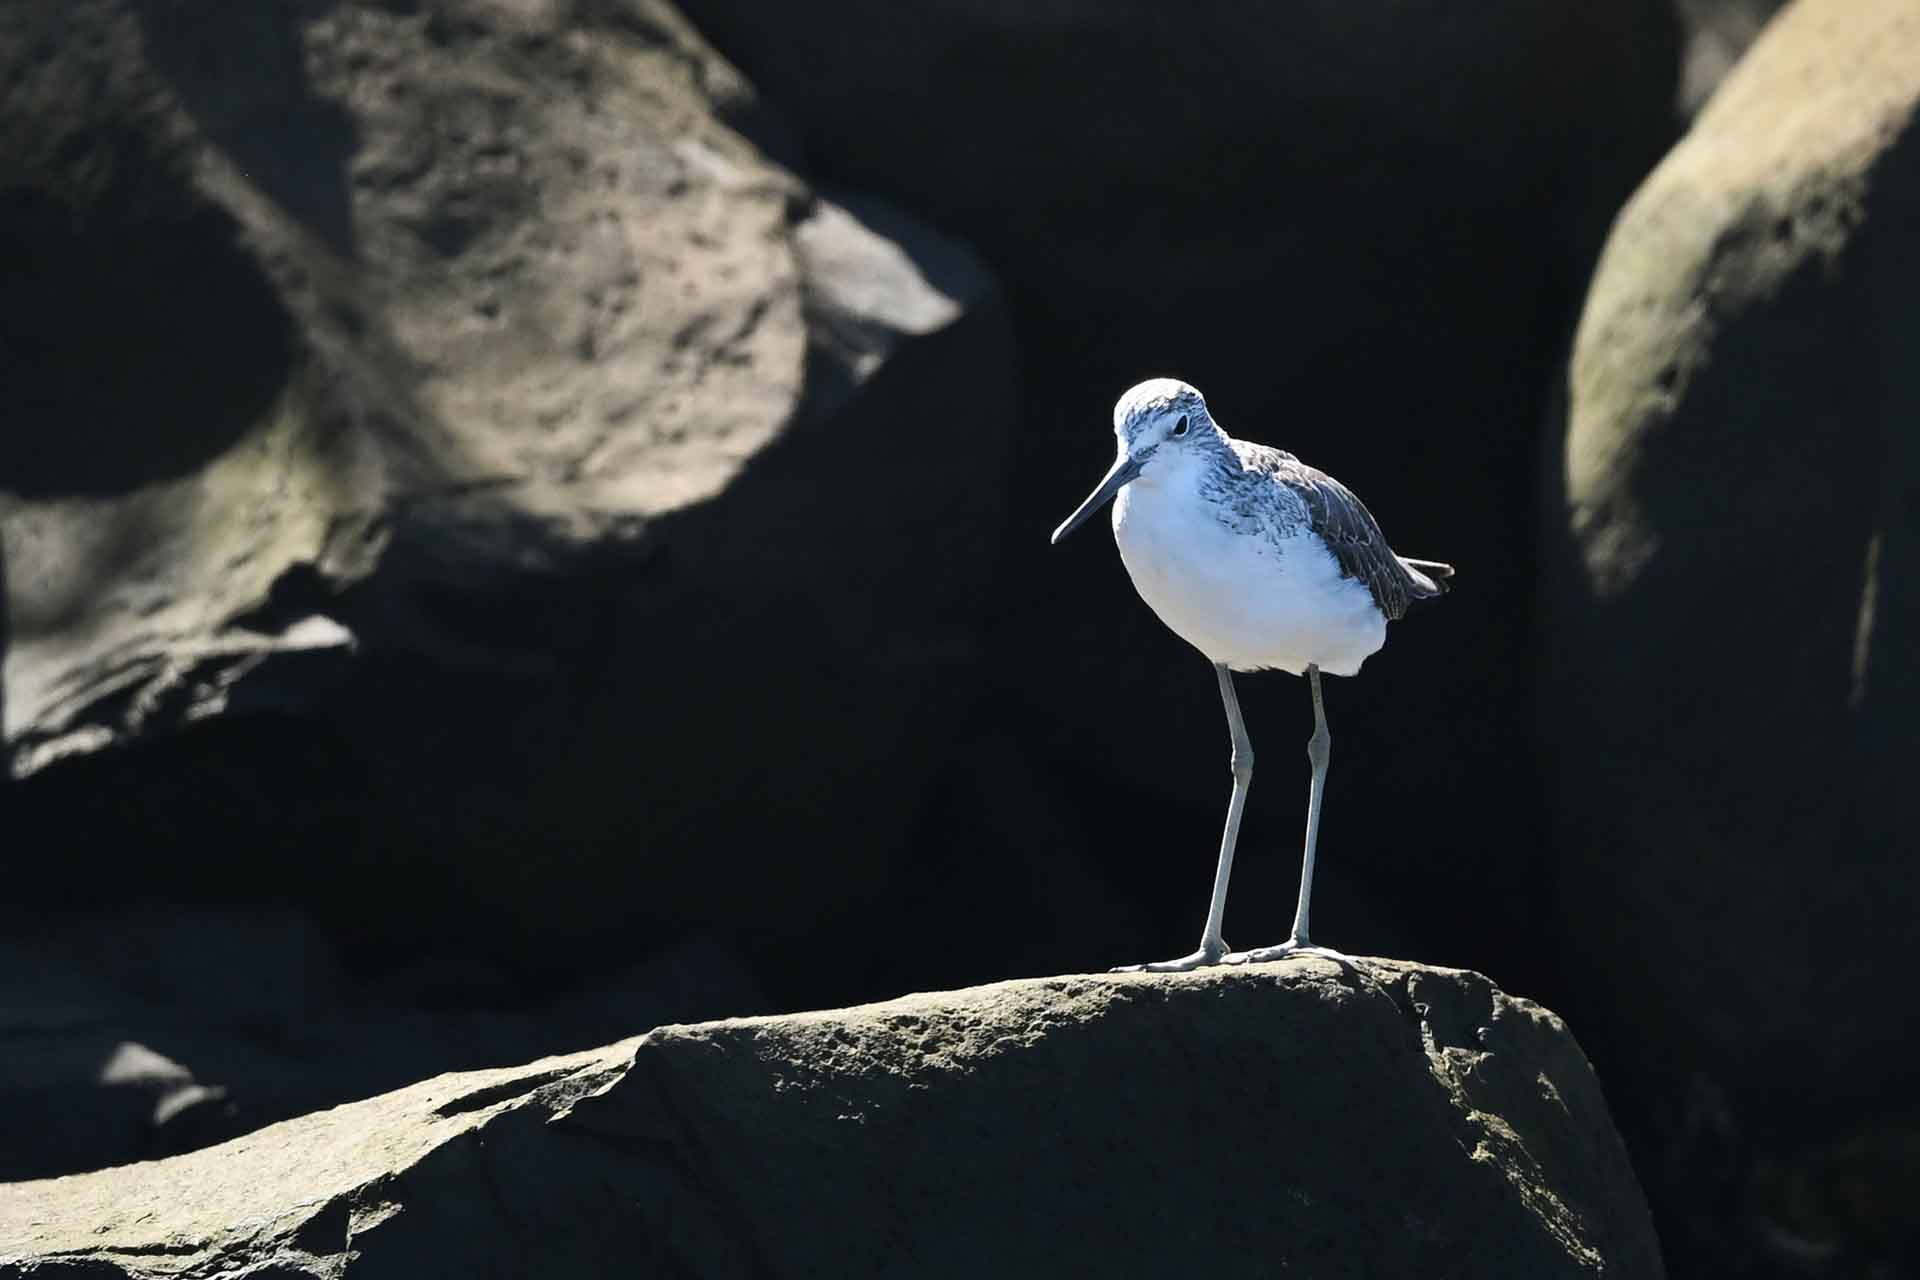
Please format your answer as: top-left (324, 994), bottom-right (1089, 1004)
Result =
top-left (1283, 464), bottom-right (1448, 621)
top-left (1399, 558), bottom-right (1455, 596)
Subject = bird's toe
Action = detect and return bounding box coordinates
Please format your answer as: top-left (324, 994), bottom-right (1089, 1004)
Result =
top-left (1111, 947), bottom-right (1227, 974)
top-left (1226, 941), bottom-right (1352, 966)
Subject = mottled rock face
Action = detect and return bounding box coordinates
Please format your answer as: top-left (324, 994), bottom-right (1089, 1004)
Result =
top-left (0, 960), bottom-right (1663, 1279)
top-left (3, 2), bottom-right (747, 755)
top-left (0, 2), bottom-right (1011, 946)
top-left (1547, 0), bottom-right (1920, 1267)
top-left (0, 0), bottom-right (984, 764)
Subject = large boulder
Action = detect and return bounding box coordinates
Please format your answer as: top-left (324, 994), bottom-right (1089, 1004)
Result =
top-left (0, 3), bottom-right (1011, 975)
top-left (675, 0), bottom-right (1682, 983)
top-left (0, 960), bottom-right (1663, 1278)
top-left (1546, 0), bottom-right (1920, 1269)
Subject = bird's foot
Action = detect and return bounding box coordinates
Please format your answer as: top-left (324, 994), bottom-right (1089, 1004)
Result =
top-left (1224, 938), bottom-right (1350, 966)
top-left (1110, 942), bottom-right (1230, 974)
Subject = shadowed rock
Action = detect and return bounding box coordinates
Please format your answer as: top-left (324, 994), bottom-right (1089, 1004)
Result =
top-left (0, 960), bottom-right (1663, 1278)
top-left (0, 1), bottom-right (1013, 989)
top-left (1546, 0), bottom-right (1920, 1269)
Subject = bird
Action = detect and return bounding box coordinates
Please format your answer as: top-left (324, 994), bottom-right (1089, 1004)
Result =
top-left (1050, 378), bottom-right (1452, 972)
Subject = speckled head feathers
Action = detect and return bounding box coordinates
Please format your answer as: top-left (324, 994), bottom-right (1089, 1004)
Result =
top-left (1114, 378), bottom-right (1212, 442)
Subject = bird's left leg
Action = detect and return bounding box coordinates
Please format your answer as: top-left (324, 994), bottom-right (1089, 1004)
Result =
top-left (1227, 664), bottom-right (1349, 966)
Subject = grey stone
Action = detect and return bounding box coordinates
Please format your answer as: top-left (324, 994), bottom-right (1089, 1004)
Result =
top-left (0, 1), bottom-right (1015, 976)
top-left (0, 960), bottom-right (1662, 1279)
top-left (0, 0), bottom-right (1003, 775)
top-left (1546, 0), bottom-right (1920, 1267)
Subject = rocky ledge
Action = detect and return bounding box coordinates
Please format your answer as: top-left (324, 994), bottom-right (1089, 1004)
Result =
top-left (0, 959), bottom-right (1661, 1278)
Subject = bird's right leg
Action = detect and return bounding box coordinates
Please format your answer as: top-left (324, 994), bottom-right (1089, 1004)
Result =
top-left (1112, 662), bottom-right (1250, 973)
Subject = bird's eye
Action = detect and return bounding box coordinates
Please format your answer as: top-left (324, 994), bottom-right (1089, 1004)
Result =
top-left (1171, 414), bottom-right (1189, 438)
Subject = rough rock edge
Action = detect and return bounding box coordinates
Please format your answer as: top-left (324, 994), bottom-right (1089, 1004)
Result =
top-left (0, 958), bottom-right (1660, 1279)
top-left (1, 2), bottom-right (998, 780)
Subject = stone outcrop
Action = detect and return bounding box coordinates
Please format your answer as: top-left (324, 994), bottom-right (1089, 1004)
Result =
top-left (0, 960), bottom-right (1663, 1278)
top-left (0, 1), bottom-right (1012, 961)
top-left (1546, 0), bottom-right (1920, 1268)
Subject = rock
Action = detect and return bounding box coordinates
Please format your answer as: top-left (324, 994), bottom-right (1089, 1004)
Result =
top-left (673, 0), bottom-right (1682, 984)
top-left (0, 960), bottom-right (1663, 1278)
top-left (1547, 0), bottom-right (1920, 1269)
top-left (0, 3), bottom-right (1012, 968)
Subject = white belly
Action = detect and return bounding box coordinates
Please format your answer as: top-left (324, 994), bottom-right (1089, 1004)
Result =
top-left (1112, 482), bottom-right (1385, 676)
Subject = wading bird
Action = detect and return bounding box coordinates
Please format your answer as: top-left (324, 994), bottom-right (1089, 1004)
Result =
top-left (1051, 379), bottom-right (1452, 972)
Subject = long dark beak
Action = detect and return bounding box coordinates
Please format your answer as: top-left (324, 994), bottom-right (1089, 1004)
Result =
top-left (1051, 451), bottom-right (1143, 544)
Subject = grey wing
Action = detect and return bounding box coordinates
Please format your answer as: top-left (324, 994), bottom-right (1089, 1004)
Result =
top-left (1283, 465), bottom-right (1428, 621)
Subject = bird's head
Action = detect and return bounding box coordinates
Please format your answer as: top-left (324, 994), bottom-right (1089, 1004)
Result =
top-left (1051, 378), bottom-right (1215, 545)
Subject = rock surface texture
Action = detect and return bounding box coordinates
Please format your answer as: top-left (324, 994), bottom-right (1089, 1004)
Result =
top-left (1547, 0), bottom-right (1920, 1270)
top-left (0, 960), bottom-right (1663, 1279)
top-left (0, 1), bottom-right (1010, 958)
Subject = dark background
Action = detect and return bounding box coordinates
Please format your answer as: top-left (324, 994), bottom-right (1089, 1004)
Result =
top-left (5, 0), bottom-right (1913, 1276)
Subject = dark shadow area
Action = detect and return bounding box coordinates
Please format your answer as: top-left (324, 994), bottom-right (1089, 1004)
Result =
top-left (128, 0), bottom-right (357, 257)
top-left (0, 893), bottom-right (769, 1181)
top-left (0, 182), bottom-right (294, 499)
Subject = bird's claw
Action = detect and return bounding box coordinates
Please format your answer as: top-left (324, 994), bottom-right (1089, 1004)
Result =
top-left (1109, 943), bottom-right (1231, 974)
top-left (1223, 940), bottom-right (1350, 966)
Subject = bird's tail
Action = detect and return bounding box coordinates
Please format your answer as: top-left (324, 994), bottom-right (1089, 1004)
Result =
top-left (1399, 557), bottom-right (1454, 598)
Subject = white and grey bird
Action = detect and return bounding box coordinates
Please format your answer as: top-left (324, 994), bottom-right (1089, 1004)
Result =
top-left (1051, 378), bottom-right (1453, 972)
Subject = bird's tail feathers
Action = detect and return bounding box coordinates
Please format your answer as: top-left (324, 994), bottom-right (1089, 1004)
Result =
top-left (1400, 557), bottom-right (1454, 597)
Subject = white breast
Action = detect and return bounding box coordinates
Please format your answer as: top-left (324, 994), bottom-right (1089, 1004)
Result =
top-left (1112, 476), bottom-right (1386, 676)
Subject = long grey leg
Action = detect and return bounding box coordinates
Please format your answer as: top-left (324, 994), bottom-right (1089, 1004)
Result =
top-left (1289, 664), bottom-right (1330, 945)
top-left (1112, 662), bottom-right (1250, 973)
top-left (1227, 663), bottom-right (1347, 966)
top-left (1202, 662), bottom-right (1254, 951)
